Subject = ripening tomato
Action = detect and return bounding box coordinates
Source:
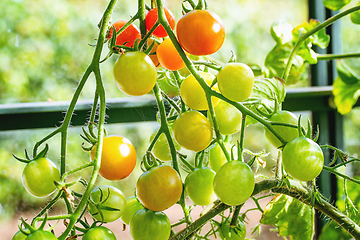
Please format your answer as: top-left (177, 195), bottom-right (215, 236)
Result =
top-left (26, 230), bottom-right (57, 240)
top-left (150, 130), bottom-right (181, 161)
top-left (120, 196), bottom-right (144, 225)
top-left (282, 137), bottom-right (324, 182)
top-left (208, 100), bottom-right (242, 135)
top-left (172, 111), bottom-right (213, 152)
top-left (136, 165), bottom-right (182, 211)
top-left (185, 167), bottom-right (217, 206)
top-left (264, 110), bottom-right (299, 148)
top-left (22, 157), bottom-right (60, 197)
top-left (91, 135), bottom-right (137, 181)
top-left (176, 10), bottom-right (225, 55)
top-left (108, 20), bottom-right (141, 47)
top-left (180, 71), bottom-right (220, 111)
top-left (88, 185), bottom-right (127, 223)
top-left (209, 142), bottom-right (235, 172)
top-left (157, 38), bottom-right (186, 71)
top-left (82, 226), bottom-right (116, 240)
top-left (113, 51), bottom-right (157, 96)
top-left (217, 63), bottom-right (254, 102)
top-left (130, 209), bottom-right (171, 240)
top-left (148, 39), bottom-right (161, 68)
top-left (213, 160), bottom-right (255, 206)
top-left (146, 7), bottom-right (176, 38)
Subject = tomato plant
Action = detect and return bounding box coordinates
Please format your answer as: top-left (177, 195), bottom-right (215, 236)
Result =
top-left (146, 7), bottom-right (175, 38)
top-left (91, 135), bottom-right (137, 180)
top-left (130, 209), bottom-right (171, 240)
top-left (208, 100), bottom-right (242, 135)
top-left (113, 51), bottom-right (157, 96)
top-left (26, 230), bottom-right (57, 240)
top-left (82, 226), bottom-right (116, 240)
top-left (156, 38), bottom-right (186, 71)
top-left (22, 157), bottom-right (60, 197)
top-left (185, 167), bottom-right (217, 206)
top-left (282, 136), bottom-right (324, 182)
top-left (88, 185), bottom-right (127, 223)
top-left (150, 130), bottom-right (180, 161)
top-left (172, 111), bottom-right (213, 152)
top-left (120, 196), bottom-right (144, 225)
top-left (108, 20), bottom-right (141, 47)
top-left (217, 63), bottom-right (254, 102)
top-left (180, 71), bottom-right (220, 111)
top-left (213, 160), bottom-right (255, 206)
top-left (176, 10), bottom-right (225, 55)
top-left (264, 110), bottom-right (299, 148)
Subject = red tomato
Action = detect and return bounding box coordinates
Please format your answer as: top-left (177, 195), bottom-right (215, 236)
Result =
top-left (176, 10), bottom-right (225, 56)
top-left (108, 20), bottom-right (141, 47)
top-left (146, 7), bottom-right (176, 38)
top-left (157, 38), bottom-right (186, 71)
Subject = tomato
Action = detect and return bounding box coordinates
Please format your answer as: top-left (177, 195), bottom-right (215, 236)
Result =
top-left (172, 111), bottom-right (213, 152)
top-left (108, 20), bottom-right (141, 47)
top-left (217, 63), bottom-right (254, 102)
top-left (113, 51), bottom-right (157, 96)
top-left (282, 137), bottom-right (324, 182)
top-left (180, 71), bottom-right (220, 111)
top-left (150, 130), bottom-right (181, 161)
top-left (82, 226), bottom-right (116, 240)
top-left (120, 196), bottom-right (144, 225)
top-left (350, 2), bottom-right (360, 24)
top-left (148, 39), bottom-right (161, 68)
top-left (185, 167), bottom-right (217, 206)
top-left (209, 143), bottom-right (232, 172)
top-left (130, 209), bottom-right (171, 240)
top-left (22, 157), bottom-right (60, 197)
top-left (213, 161), bottom-right (255, 206)
top-left (157, 38), bottom-right (186, 71)
top-left (26, 230), bottom-right (57, 240)
top-left (264, 110), bottom-right (299, 148)
top-left (176, 10), bottom-right (225, 55)
top-left (146, 7), bottom-right (175, 38)
top-left (91, 135), bottom-right (137, 180)
top-left (136, 165), bottom-right (182, 211)
top-left (220, 220), bottom-right (246, 240)
top-left (11, 230), bottom-right (27, 240)
top-left (208, 100), bottom-right (242, 135)
top-left (88, 185), bottom-right (127, 223)
top-left (157, 73), bottom-right (180, 97)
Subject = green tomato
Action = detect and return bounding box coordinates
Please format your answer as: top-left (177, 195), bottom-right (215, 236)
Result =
top-left (282, 137), bottom-right (324, 182)
top-left (150, 130), bottom-right (180, 161)
top-left (120, 196), bottom-right (144, 225)
top-left (208, 100), bottom-right (242, 135)
top-left (184, 167), bottom-right (217, 206)
top-left (88, 185), bottom-right (127, 223)
top-left (12, 230), bottom-right (27, 240)
top-left (22, 157), bottom-right (60, 197)
top-left (350, 1), bottom-right (360, 24)
top-left (217, 63), bottom-right (254, 102)
top-left (209, 143), bottom-right (236, 172)
top-left (220, 220), bottom-right (246, 240)
top-left (265, 110), bottom-right (299, 148)
top-left (213, 161), bottom-right (255, 206)
top-left (82, 226), bottom-right (116, 240)
top-left (130, 209), bottom-right (171, 240)
top-left (26, 230), bottom-right (57, 240)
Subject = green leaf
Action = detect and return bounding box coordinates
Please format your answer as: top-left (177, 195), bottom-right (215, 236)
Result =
top-left (318, 221), bottom-right (352, 240)
top-left (350, 2), bottom-right (360, 25)
top-left (332, 61), bottom-right (360, 115)
top-left (323, 0), bottom-right (351, 11)
top-left (292, 19), bottom-right (330, 49)
top-left (260, 194), bottom-right (315, 240)
top-left (270, 21), bottom-right (294, 45)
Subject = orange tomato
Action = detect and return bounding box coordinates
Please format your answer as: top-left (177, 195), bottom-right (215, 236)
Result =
top-left (157, 38), bottom-right (186, 71)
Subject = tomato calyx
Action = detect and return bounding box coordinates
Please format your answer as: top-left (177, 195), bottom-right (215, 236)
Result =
top-left (19, 212), bottom-right (56, 237)
top-left (13, 143), bottom-right (49, 164)
top-left (142, 151), bottom-right (162, 172)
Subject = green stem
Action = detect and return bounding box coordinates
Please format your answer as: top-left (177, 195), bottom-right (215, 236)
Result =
top-left (238, 115), bottom-right (247, 162)
top-left (317, 52), bottom-right (360, 61)
top-left (323, 166), bottom-right (360, 185)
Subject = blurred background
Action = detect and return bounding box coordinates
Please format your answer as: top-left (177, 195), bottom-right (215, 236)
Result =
top-left (0, 0), bottom-right (360, 239)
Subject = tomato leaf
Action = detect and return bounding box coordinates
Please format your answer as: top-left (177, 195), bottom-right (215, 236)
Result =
top-left (323, 0), bottom-right (351, 11)
top-left (270, 21), bottom-right (293, 45)
top-left (332, 61), bottom-right (360, 115)
top-left (260, 194), bottom-right (315, 240)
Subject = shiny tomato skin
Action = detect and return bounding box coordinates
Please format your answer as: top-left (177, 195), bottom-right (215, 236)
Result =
top-left (208, 100), bottom-right (242, 135)
top-left (130, 209), bottom-right (171, 240)
top-left (217, 63), bottom-right (254, 102)
top-left (113, 51), bottom-right (157, 96)
top-left (136, 165), bottom-right (182, 212)
top-left (176, 10), bottom-right (225, 56)
top-left (180, 71), bottom-right (220, 111)
top-left (265, 110), bottom-right (299, 148)
top-left (120, 196), bottom-right (144, 225)
top-left (185, 167), bottom-right (217, 206)
top-left (82, 226), bottom-right (116, 240)
top-left (88, 185), bottom-right (127, 223)
top-left (213, 161), bottom-right (255, 206)
top-left (26, 230), bottom-right (57, 240)
top-left (22, 157), bottom-right (60, 197)
top-left (108, 20), bottom-right (141, 47)
top-left (157, 38), bottom-right (186, 71)
top-left (209, 143), bottom-right (232, 172)
top-left (91, 135), bottom-right (137, 181)
top-left (146, 7), bottom-right (176, 38)
top-left (172, 111), bottom-right (213, 152)
top-left (282, 137), bottom-right (324, 182)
